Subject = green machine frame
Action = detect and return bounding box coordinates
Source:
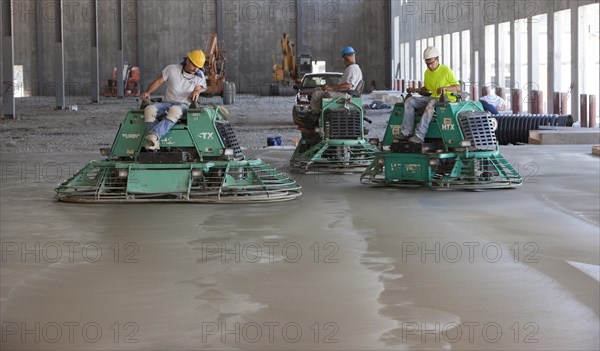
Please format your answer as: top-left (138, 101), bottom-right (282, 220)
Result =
top-left (290, 95), bottom-right (379, 173)
top-left (56, 106), bottom-right (301, 203)
top-left (361, 100), bottom-right (523, 189)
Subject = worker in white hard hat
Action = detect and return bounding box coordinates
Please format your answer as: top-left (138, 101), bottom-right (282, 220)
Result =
top-left (295, 46), bottom-right (363, 129)
top-left (141, 50), bottom-right (207, 150)
top-left (397, 46), bottom-right (460, 144)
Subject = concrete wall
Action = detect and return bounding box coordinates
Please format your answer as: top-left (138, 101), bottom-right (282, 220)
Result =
top-left (1, 0), bottom-right (389, 97)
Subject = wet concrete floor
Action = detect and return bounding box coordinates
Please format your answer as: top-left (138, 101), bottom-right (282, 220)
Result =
top-left (0, 145), bottom-right (598, 350)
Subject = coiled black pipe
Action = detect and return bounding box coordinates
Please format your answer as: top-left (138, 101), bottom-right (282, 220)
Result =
top-left (494, 114), bottom-right (573, 145)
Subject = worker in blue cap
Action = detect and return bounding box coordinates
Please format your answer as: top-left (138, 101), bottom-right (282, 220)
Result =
top-left (295, 46), bottom-right (363, 129)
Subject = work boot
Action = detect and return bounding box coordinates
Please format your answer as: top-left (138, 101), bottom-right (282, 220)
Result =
top-left (408, 135), bottom-right (424, 144)
top-left (145, 134), bottom-right (160, 151)
top-left (395, 133), bottom-right (410, 141)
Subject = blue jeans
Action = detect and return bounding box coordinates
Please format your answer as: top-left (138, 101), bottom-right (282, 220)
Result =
top-left (401, 96), bottom-right (439, 139)
top-left (479, 99), bottom-right (499, 114)
top-left (145, 102), bottom-right (189, 139)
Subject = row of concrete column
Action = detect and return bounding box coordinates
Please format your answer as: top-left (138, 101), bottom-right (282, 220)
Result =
top-left (392, 78), bottom-right (597, 128)
top-left (1, 0), bottom-right (312, 119)
top-left (578, 95), bottom-right (598, 128)
top-left (2, 0), bottom-right (92, 118)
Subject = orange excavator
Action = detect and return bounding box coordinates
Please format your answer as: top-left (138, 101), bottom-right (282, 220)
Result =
top-left (103, 62), bottom-right (141, 97)
top-left (201, 33), bottom-right (235, 104)
top-left (271, 33), bottom-right (312, 96)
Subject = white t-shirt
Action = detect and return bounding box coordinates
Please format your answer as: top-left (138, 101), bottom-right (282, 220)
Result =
top-left (340, 63), bottom-right (363, 90)
top-left (480, 94), bottom-right (505, 109)
top-left (161, 64), bottom-right (207, 103)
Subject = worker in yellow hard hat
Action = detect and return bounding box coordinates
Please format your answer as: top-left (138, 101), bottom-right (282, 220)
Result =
top-left (141, 49), bottom-right (207, 150)
top-left (397, 46), bottom-right (460, 144)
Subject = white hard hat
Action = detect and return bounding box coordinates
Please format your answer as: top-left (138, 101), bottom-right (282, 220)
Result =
top-left (423, 46), bottom-right (440, 60)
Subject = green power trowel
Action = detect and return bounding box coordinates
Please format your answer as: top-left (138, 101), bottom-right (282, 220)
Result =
top-left (290, 89), bottom-right (379, 173)
top-left (55, 104), bottom-right (301, 203)
top-left (360, 98), bottom-right (522, 189)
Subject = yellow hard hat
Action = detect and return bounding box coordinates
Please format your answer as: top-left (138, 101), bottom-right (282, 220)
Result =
top-left (187, 50), bottom-right (206, 68)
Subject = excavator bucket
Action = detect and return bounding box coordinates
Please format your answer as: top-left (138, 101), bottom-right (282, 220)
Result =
top-left (55, 105), bottom-right (301, 203)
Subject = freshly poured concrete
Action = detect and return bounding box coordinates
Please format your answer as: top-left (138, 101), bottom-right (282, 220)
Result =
top-left (1, 145), bottom-right (598, 350)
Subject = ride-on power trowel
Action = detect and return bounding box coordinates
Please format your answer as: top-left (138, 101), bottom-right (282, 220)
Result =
top-left (55, 102), bottom-right (301, 203)
top-left (290, 81), bottom-right (379, 173)
top-left (360, 93), bottom-right (523, 189)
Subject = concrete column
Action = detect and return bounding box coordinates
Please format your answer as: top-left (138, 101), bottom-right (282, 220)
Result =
top-left (570, 4), bottom-right (580, 122)
top-left (580, 95), bottom-right (588, 128)
top-left (384, 0), bottom-right (391, 89)
top-left (497, 23), bottom-right (507, 89)
top-left (528, 17), bottom-right (539, 113)
top-left (510, 21), bottom-right (519, 90)
top-left (497, 87), bottom-right (506, 102)
top-left (136, 0), bottom-right (143, 93)
top-left (531, 91), bottom-right (543, 114)
top-left (1, 0), bottom-right (15, 118)
top-left (296, 0), bottom-right (303, 58)
top-left (216, 0), bottom-right (223, 42)
top-left (553, 92), bottom-right (561, 114)
top-left (494, 23), bottom-right (499, 87)
top-left (90, 0), bottom-right (100, 103)
top-left (471, 84), bottom-right (479, 101)
top-left (410, 40), bottom-right (415, 81)
top-left (448, 30), bottom-right (455, 69)
top-left (512, 89), bottom-right (522, 113)
top-left (116, 0), bottom-right (124, 99)
top-left (472, 50), bottom-right (479, 94)
top-left (54, 0), bottom-right (65, 110)
top-left (482, 86), bottom-right (489, 97)
top-left (457, 29), bottom-right (462, 84)
top-left (547, 5), bottom-right (557, 115)
top-left (561, 92), bottom-right (569, 115)
top-left (35, 0), bottom-right (45, 96)
top-left (590, 95), bottom-right (597, 128)
top-left (475, 16), bottom-right (484, 91)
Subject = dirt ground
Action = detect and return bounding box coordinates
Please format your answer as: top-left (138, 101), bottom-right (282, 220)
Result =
top-left (0, 94), bottom-right (392, 153)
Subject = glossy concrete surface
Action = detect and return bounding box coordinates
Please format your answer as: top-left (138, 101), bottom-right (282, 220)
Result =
top-left (1, 145), bottom-right (598, 350)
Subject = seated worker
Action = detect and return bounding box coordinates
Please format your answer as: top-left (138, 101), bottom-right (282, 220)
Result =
top-left (479, 87), bottom-right (506, 114)
top-left (397, 46), bottom-right (460, 143)
top-left (141, 50), bottom-right (207, 150)
top-left (297, 46), bottom-right (363, 127)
